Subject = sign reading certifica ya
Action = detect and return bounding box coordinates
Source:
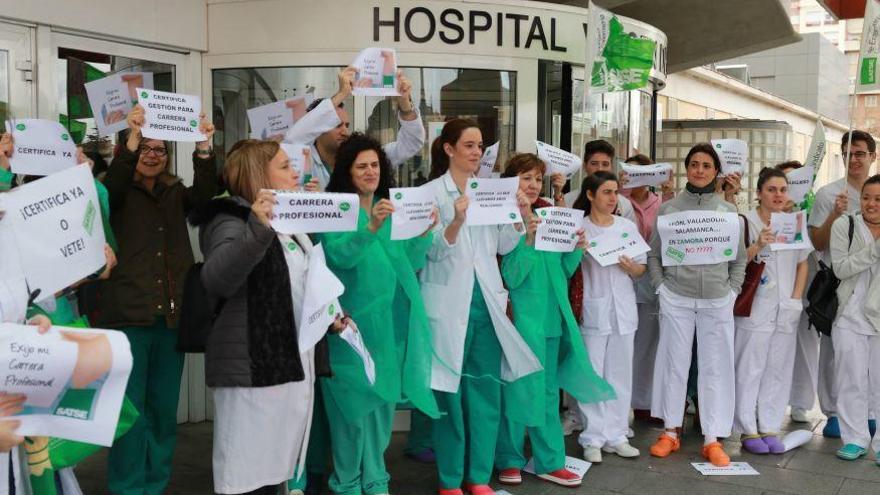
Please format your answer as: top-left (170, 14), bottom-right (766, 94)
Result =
top-left (270, 191), bottom-right (360, 234)
top-left (587, 223), bottom-right (651, 267)
top-left (657, 210), bottom-right (740, 266)
top-left (619, 162), bottom-right (673, 189)
top-left (137, 88), bottom-right (206, 142)
top-left (534, 207), bottom-right (580, 252)
top-left (6, 119), bottom-right (77, 176)
top-left (464, 177), bottom-right (522, 226)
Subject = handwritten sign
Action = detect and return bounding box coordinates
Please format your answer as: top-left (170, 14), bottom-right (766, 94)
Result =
top-left (464, 177), bottom-right (522, 226)
top-left (84, 72), bottom-right (154, 137)
top-left (587, 223), bottom-right (650, 266)
top-left (298, 243), bottom-right (344, 353)
top-left (389, 186), bottom-right (435, 240)
top-left (269, 191), bottom-right (359, 234)
top-left (657, 210), bottom-right (740, 266)
top-left (248, 95), bottom-right (313, 141)
top-left (711, 138), bottom-right (748, 176)
top-left (534, 207), bottom-right (581, 252)
top-left (535, 140), bottom-right (581, 177)
top-left (137, 88), bottom-right (206, 142)
top-left (352, 47), bottom-right (399, 96)
top-left (279, 143), bottom-right (311, 183)
top-left (770, 211), bottom-right (811, 251)
top-left (1, 165), bottom-right (106, 300)
top-left (478, 142), bottom-right (500, 178)
top-left (786, 165), bottom-right (814, 210)
top-left (620, 162), bottom-right (673, 189)
top-left (6, 119), bottom-right (77, 176)
top-left (1, 332), bottom-right (77, 408)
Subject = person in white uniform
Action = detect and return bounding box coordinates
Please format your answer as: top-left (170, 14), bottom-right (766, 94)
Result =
top-left (283, 67), bottom-right (425, 190)
top-left (830, 174), bottom-right (880, 462)
top-left (573, 171), bottom-right (646, 463)
top-left (195, 139), bottom-right (348, 495)
top-left (646, 143), bottom-right (747, 467)
top-left (807, 130), bottom-right (875, 438)
top-left (733, 167), bottom-right (811, 454)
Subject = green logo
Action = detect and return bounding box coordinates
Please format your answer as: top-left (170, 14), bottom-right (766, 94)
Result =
top-left (666, 246), bottom-right (685, 263)
top-left (590, 241), bottom-right (597, 247)
top-left (571, 233), bottom-right (577, 239)
top-left (189, 119), bottom-right (198, 127)
top-left (715, 143), bottom-right (721, 148)
top-left (328, 303), bottom-right (335, 316)
top-left (539, 210), bottom-right (547, 217)
top-left (339, 202), bottom-right (351, 212)
top-left (83, 200), bottom-right (96, 236)
top-left (724, 248), bottom-right (733, 256)
top-left (394, 192), bottom-right (403, 200)
top-left (622, 232), bottom-right (629, 238)
top-left (509, 213), bottom-right (516, 219)
top-left (140, 91), bottom-right (148, 98)
top-left (61, 133), bottom-right (69, 141)
top-left (287, 242), bottom-right (297, 251)
top-left (469, 182), bottom-right (478, 189)
top-left (862, 57), bottom-right (878, 85)
top-left (15, 123), bottom-right (25, 131)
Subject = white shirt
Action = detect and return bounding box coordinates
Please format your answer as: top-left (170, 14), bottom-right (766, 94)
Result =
top-left (836, 220), bottom-right (879, 336)
top-left (808, 177), bottom-right (861, 263)
top-left (580, 215), bottom-right (645, 336)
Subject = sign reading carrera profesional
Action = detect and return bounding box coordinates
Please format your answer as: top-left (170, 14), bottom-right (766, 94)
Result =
top-left (534, 207), bottom-right (581, 252)
top-left (269, 191), bottom-right (360, 234)
top-left (656, 210), bottom-right (741, 266)
top-left (464, 177), bottom-right (522, 226)
top-left (136, 88), bottom-right (207, 142)
top-left (6, 119), bottom-right (77, 176)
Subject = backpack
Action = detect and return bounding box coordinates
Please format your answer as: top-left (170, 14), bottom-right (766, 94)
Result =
top-left (177, 262), bottom-right (223, 353)
top-left (805, 215), bottom-right (854, 336)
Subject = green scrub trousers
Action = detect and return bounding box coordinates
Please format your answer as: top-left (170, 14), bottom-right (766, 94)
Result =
top-left (107, 318), bottom-right (184, 495)
top-left (433, 282), bottom-right (503, 488)
top-left (405, 410), bottom-right (434, 454)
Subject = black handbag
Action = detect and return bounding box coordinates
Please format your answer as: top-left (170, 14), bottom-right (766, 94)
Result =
top-left (805, 215), bottom-right (853, 336)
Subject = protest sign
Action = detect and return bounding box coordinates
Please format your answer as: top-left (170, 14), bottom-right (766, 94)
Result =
top-left (352, 48), bottom-right (399, 96)
top-left (786, 165), bottom-right (814, 209)
top-left (270, 191), bottom-right (359, 234)
top-left (770, 211), bottom-right (811, 251)
top-left (711, 138), bottom-right (748, 176)
top-left (464, 177), bottom-right (522, 226)
top-left (478, 142), bottom-right (500, 178)
top-left (119, 72), bottom-right (154, 102)
top-left (389, 186), bottom-right (435, 240)
top-left (620, 162), bottom-right (673, 189)
top-left (587, 223), bottom-right (651, 267)
top-left (340, 325), bottom-right (376, 385)
top-left (6, 119), bottom-right (77, 176)
top-left (84, 72), bottom-right (155, 136)
top-left (535, 141), bottom-right (581, 178)
top-left (1, 323), bottom-right (133, 447)
top-left (691, 462), bottom-right (759, 476)
top-left (248, 95), bottom-right (313, 140)
top-left (657, 210), bottom-right (740, 266)
top-left (1, 165), bottom-right (106, 301)
top-left (279, 143), bottom-right (311, 183)
top-left (297, 243), bottom-right (344, 354)
top-left (804, 121), bottom-right (826, 172)
top-left (534, 207), bottom-right (581, 253)
top-left (137, 88), bottom-right (206, 142)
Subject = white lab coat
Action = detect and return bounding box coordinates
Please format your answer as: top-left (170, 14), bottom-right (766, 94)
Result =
top-left (419, 172), bottom-right (542, 393)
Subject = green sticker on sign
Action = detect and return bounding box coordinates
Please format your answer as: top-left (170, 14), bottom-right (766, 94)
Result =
top-left (287, 242), bottom-right (297, 251)
top-left (141, 91), bottom-right (148, 99)
top-left (83, 200), bottom-right (97, 236)
top-left (328, 303), bottom-right (335, 316)
top-left (15, 123), bottom-right (25, 131)
top-left (394, 192), bottom-right (403, 200)
top-left (470, 182), bottom-right (478, 189)
top-left (61, 133), bottom-right (70, 141)
top-left (339, 202), bottom-right (351, 212)
top-left (724, 248), bottom-right (733, 256)
top-left (862, 57), bottom-right (878, 85)
top-left (622, 232), bottom-right (629, 238)
top-left (540, 210), bottom-right (547, 217)
top-left (189, 120), bottom-right (198, 127)
top-left (666, 246), bottom-right (685, 263)
top-left (508, 213), bottom-right (516, 219)
top-left (590, 241), bottom-right (597, 247)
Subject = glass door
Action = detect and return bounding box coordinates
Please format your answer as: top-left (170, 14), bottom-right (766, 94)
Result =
top-left (0, 21), bottom-right (35, 131)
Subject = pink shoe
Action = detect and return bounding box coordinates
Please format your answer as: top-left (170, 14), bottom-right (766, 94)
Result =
top-left (537, 468), bottom-right (582, 487)
top-left (497, 468), bottom-right (521, 485)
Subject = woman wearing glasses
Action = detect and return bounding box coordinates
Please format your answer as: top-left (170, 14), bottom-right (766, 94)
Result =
top-left (99, 104), bottom-right (218, 494)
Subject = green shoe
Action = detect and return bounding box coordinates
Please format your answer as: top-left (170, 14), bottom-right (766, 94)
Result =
top-left (837, 443), bottom-right (867, 460)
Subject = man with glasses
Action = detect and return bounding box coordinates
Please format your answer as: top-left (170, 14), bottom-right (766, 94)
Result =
top-left (806, 129), bottom-right (876, 438)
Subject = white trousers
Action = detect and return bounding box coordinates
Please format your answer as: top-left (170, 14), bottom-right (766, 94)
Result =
top-left (578, 332), bottom-right (635, 448)
top-left (832, 325), bottom-right (880, 451)
top-left (651, 293), bottom-right (736, 437)
top-left (733, 323), bottom-right (797, 435)
top-left (789, 312), bottom-right (819, 411)
top-left (818, 333), bottom-right (838, 417)
top-left (631, 301), bottom-right (660, 411)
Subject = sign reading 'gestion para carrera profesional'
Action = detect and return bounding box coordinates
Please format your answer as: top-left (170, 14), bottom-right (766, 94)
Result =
top-left (137, 88), bottom-right (206, 142)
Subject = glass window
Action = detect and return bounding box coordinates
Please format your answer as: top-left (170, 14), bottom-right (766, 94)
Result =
top-left (0, 50), bottom-right (8, 130)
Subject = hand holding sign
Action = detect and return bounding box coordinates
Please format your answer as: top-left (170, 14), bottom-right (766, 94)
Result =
top-left (270, 191), bottom-right (360, 234)
top-left (368, 199), bottom-right (395, 234)
top-left (251, 190), bottom-right (277, 227)
top-left (711, 139), bottom-right (748, 176)
top-left (535, 141), bottom-right (581, 178)
top-left (389, 186), bottom-right (436, 240)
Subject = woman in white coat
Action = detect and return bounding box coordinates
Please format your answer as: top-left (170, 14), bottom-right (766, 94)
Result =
top-left (830, 174), bottom-right (880, 462)
top-left (733, 167), bottom-right (810, 455)
top-left (421, 119), bottom-right (541, 495)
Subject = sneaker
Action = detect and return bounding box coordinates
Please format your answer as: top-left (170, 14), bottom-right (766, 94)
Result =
top-left (761, 434), bottom-right (785, 454)
top-left (823, 416), bottom-right (841, 438)
top-left (497, 468), bottom-right (521, 485)
top-left (462, 483), bottom-right (494, 495)
top-left (562, 411), bottom-right (583, 436)
top-left (790, 407), bottom-right (810, 423)
top-left (603, 441), bottom-right (640, 458)
top-left (702, 442), bottom-right (730, 467)
top-left (537, 468), bottom-right (582, 487)
top-left (438, 490), bottom-right (464, 495)
top-left (650, 433), bottom-right (680, 458)
top-left (741, 435), bottom-right (769, 454)
top-left (406, 448), bottom-right (436, 464)
top-left (836, 443), bottom-right (867, 460)
top-left (583, 446), bottom-right (603, 463)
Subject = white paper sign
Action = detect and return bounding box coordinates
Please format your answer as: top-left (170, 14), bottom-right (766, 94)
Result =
top-left (137, 88), bottom-right (206, 142)
top-left (464, 177), bottom-right (522, 226)
top-left (782, 429), bottom-right (813, 452)
top-left (770, 211), bottom-right (810, 251)
top-left (298, 243), bottom-right (344, 354)
top-left (657, 211), bottom-right (740, 266)
top-left (1, 165), bottom-right (106, 301)
top-left (785, 165), bottom-right (814, 209)
top-left (691, 462), bottom-right (759, 476)
top-left (339, 325), bottom-right (376, 385)
top-left (587, 223), bottom-right (650, 266)
top-left (2, 323), bottom-right (133, 447)
top-left (84, 72), bottom-right (154, 137)
top-left (535, 140), bottom-right (581, 177)
top-left (390, 186), bottom-right (435, 240)
top-left (711, 138), bottom-right (748, 176)
top-left (478, 142), bottom-right (500, 178)
top-left (620, 162), bottom-right (673, 189)
top-left (352, 48), bottom-right (399, 96)
top-left (524, 456), bottom-right (591, 479)
top-left (279, 143), bottom-right (312, 183)
top-left (248, 95), bottom-right (313, 140)
top-left (6, 119), bottom-right (77, 176)
top-left (270, 191), bottom-right (359, 234)
top-left (534, 207), bottom-right (581, 253)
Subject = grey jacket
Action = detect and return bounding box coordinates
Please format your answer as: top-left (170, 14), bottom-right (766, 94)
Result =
top-left (647, 189), bottom-right (748, 299)
top-left (831, 214), bottom-right (880, 332)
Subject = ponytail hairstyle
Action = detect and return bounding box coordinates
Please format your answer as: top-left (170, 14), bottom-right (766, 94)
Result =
top-left (429, 118), bottom-right (480, 180)
top-left (756, 166), bottom-right (788, 193)
top-left (572, 170), bottom-right (618, 215)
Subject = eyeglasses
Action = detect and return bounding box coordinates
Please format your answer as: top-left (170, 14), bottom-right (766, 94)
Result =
top-left (139, 145), bottom-right (167, 157)
top-left (846, 151), bottom-right (872, 160)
